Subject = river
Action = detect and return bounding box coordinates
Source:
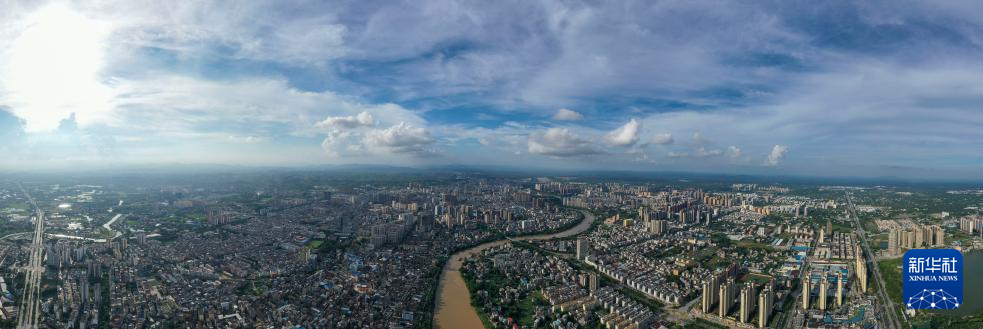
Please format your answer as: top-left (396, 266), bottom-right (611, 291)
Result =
top-left (47, 213), bottom-right (123, 243)
top-left (102, 213), bottom-right (123, 239)
top-left (433, 210), bottom-right (595, 329)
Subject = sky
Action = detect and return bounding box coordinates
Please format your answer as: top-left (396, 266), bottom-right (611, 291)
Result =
top-left (1, 0), bottom-right (982, 179)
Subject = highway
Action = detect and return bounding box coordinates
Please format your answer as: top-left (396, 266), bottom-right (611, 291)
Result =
top-left (845, 191), bottom-right (903, 329)
top-left (15, 183), bottom-right (44, 329)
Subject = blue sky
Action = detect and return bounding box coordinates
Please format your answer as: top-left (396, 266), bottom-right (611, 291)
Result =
top-left (1, 0), bottom-right (983, 178)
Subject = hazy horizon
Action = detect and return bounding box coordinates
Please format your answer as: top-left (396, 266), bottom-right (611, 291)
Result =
top-left (2, 1), bottom-right (983, 179)
top-left (3, 162), bottom-right (983, 187)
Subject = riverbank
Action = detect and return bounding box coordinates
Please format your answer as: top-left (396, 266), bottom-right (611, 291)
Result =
top-left (432, 210), bottom-right (595, 329)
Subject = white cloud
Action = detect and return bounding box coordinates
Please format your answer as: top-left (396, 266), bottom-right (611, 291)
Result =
top-left (651, 133), bottom-right (674, 145)
top-left (320, 122), bottom-right (436, 157)
top-left (604, 119), bottom-right (641, 147)
top-left (316, 111), bottom-right (375, 129)
top-left (0, 70), bottom-right (437, 166)
top-left (766, 144), bottom-right (788, 166)
top-left (2, 4), bottom-right (114, 132)
top-left (691, 132), bottom-right (712, 145)
top-left (364, 122), bottom-right (435, 154)
top-left (726, 145), bottom-right (741, 159)
top-left (320, 131), bottom-right (358, 156)
top-left (518, 1), bottom-right (808, 107)
top-left (227, 135), bottom-right (265, 143)
top-left (666, 147), bottom-right (723, 159)
top-left (696, 147), bottom-right (723, 158)
top-left (667, 151), bottom-right (688, 158)
top-left (107, 75), bottom-right (425, 136)
top-left (528, 127), bottom-right (599, 157)
top-left (100, 1), bottom-right (348, 65)
top-left (552, 108), bottom-right (583, 121)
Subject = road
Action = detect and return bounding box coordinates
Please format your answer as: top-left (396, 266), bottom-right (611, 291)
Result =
top-left (845, 191), bottom-right (903, 329)
top-left (16, 183), bottom-right (44, 329)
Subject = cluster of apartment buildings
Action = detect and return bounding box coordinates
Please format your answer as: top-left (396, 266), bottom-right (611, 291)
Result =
top-left (887, 224), bottom-right (945, 254)
top-left (700, 265), bottom-right (776, 328)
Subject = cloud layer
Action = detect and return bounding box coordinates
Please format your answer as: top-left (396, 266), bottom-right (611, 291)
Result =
top-left (1, 0), bottom-right (982, 178)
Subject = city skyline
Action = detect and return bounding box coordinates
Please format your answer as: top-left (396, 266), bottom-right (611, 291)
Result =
top-left (1, 171), bottom-right (976, 328)
top-left (2, 0), bottom-right (983, 179)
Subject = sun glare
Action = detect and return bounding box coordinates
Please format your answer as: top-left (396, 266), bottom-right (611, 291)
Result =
top-left (5, 4), bottom-right (113, 132)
